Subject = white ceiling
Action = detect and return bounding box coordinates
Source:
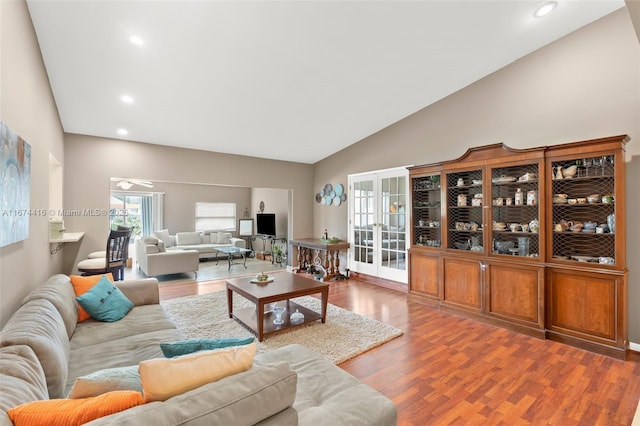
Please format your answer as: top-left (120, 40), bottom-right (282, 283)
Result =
top-left (27, 0), bottom-right (624, 164)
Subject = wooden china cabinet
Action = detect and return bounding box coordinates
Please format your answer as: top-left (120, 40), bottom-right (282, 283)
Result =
top-left (408, 135), bottom-right (629, 359)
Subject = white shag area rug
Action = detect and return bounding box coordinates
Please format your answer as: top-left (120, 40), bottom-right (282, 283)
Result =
top-left (161, 291), bottom-right (403, 364)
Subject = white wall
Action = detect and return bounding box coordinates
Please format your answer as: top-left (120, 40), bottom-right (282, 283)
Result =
top-left (0, 0), bottom-right (66, 327)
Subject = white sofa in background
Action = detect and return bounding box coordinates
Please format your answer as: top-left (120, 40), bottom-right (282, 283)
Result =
top-left (153, 230), bottom-right (246, 260)
top-left (135, 237), bottom-right (199, 278)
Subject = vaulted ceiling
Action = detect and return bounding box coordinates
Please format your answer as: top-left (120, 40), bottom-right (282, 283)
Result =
top-left (27, 1), bottom-right (625, 164)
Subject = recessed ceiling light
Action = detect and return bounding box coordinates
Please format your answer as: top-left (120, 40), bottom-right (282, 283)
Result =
top-left (534, 1), bottom-right (557, 18)
top-left (129, 35), bottom-right (144, 46)
top-left (117, 128), bottom-right (129, 136)
top-left (120, 94), bottom-right (134, 104)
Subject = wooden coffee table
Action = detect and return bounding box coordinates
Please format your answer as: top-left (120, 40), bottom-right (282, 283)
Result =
top-left (226, 272), bottom-right (329, 341)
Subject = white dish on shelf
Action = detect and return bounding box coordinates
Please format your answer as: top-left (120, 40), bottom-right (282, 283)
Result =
top-left (492, 176), bottom-right (516, 183)
top-left (571, 255), bottom-right (598, 263)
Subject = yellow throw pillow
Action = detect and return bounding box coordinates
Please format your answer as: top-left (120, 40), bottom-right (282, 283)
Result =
top-left (69, 274), bottom-right (114, 321)
top-left (8, 390), bottom-right (143, 426)
top-left (139, 342), bottom-right (257, 402)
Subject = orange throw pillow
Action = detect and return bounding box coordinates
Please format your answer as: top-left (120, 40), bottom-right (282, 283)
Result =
top-left (8, 390), bottom-right (143, 426)
top-left (70, 273), bottom-right (114, 321)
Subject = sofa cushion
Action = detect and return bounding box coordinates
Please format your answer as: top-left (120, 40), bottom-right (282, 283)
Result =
top-left (255, 344), bottom-right (397, 425)
top-left (21, 274), bottom-right (78, 339)
top-left (160, 337), bottom-right (255, 358)
top-left (0, 299), bottom-right (70, 399)
top-left (153, 229), bottom-right (173, 247)
top-left (76, 276), bottom-right (134, 322)
top-left (70, 304), bottom-right (176, 351)
top-left (67, 366), bottom-right (141, 398)
top-left (139, 342), bottom-right (257, 402)
top-left (175, 232), bottom-right (202, 246)
top-left (216, 232), bottom-right (232, 244)
top-left (8, 390), bottom-right (144, 426)
top-left (70, 274), bottom-right (115, 322)
top-left (66, 328), bottom-right (180, 395)
top-left (83, 362), bottom-right (298, 426)
top-left (0, 346), bottom-right (49, 414)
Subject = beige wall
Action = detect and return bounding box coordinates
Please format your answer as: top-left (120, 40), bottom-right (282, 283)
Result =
top-left (251, 187), bottom-right (290, 253)
top-left (0, 0), bottom-right (66, 327)
top-left (314, 8), bottom-right (640, 342)
top-left (62, 135), bottom-right (313, 274)
top-left (110, 181), bottom-right (252, 234)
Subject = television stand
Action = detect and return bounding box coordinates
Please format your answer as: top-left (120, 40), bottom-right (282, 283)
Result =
top-left (253, 235), bottom-right (288, 264)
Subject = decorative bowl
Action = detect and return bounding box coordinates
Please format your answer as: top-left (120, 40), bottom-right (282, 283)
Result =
top-left (562, 165), bottom-right (577, 178)
top-left (587, 194), bottom-right (601, 204)
top-left (495, 241), bottom-right (515, 254)
top-left (455, 242), bottom-right (470, 250)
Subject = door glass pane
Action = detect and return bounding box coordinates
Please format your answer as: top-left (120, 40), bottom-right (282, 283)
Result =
top-left (380, 175), bottom-right (406, 271)
top-left (353, 180), bottom-right (374, 264)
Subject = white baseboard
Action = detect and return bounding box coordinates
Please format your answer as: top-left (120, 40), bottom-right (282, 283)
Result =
top-left (630, 342), bottom-right (640, 353)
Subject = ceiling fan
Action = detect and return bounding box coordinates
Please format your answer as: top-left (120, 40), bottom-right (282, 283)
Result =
top-left (111, 178), bottom-right (154, 190)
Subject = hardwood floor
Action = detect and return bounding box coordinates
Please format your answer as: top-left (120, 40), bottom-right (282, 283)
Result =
top-left (159, 275), bottom-right (640, 425)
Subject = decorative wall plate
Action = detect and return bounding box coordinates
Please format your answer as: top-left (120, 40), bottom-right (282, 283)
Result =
top-left (316, 183), bottom-right (345, 207)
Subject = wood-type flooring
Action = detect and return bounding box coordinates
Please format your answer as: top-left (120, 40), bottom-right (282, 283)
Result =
top-left (159, 274), bottom-right (640, 426)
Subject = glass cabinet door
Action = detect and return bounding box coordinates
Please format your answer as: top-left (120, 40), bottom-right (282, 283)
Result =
top-left (489, 162), bottom-right (541, 258)
top-left (412, 174), bottom-right (441, 248)
top-left (550, 154), bottom-right (616, 265)
top-left (446, 169), bottom-right (484, 252)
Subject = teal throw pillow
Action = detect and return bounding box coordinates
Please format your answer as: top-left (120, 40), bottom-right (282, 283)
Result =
top-left (76, 276), bottom-right (133, 322)
top-left (160, 337), bottom-right (255, 358)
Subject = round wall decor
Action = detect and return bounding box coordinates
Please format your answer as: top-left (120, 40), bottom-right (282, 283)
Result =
top-left (316, 183), bottom-right (345, 207)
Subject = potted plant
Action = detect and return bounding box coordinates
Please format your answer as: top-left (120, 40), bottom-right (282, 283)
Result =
top-left (273, 245), bottom-right (284, 264)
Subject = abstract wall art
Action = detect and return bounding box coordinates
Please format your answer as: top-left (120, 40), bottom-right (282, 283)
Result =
top-left (1, 122), bottom-right (32, 247)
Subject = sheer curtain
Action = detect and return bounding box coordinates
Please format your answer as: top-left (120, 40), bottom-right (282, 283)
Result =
top-left (139, 193), bottom-right (164, 236)
top-left (151, 193), bottom-right (164, 233)
top-left (141, 196), bottom-right (152, 236)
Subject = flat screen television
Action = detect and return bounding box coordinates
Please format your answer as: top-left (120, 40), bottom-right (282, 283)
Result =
top-left (256, 213), bottom-right (276, 237)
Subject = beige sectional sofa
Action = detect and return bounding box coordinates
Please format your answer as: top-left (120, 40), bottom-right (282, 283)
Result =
top-left (0, 274), bottom-right (398, 425)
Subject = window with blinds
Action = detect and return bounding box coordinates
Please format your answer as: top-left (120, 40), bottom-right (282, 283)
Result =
top-left (195, 202), bottom-right (236, 232)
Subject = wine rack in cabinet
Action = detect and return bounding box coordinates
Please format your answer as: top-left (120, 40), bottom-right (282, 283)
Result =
top-left (408, 135), bottom-right (629, 359)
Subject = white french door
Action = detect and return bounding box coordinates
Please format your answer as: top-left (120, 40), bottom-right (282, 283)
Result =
top-left (348, 167), bottom-right (409, 283)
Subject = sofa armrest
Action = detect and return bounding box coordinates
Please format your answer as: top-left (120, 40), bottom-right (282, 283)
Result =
top-left (231, 238), bottom-right (246, 249)
top-left (115, 279), bottom-right (159, 306)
